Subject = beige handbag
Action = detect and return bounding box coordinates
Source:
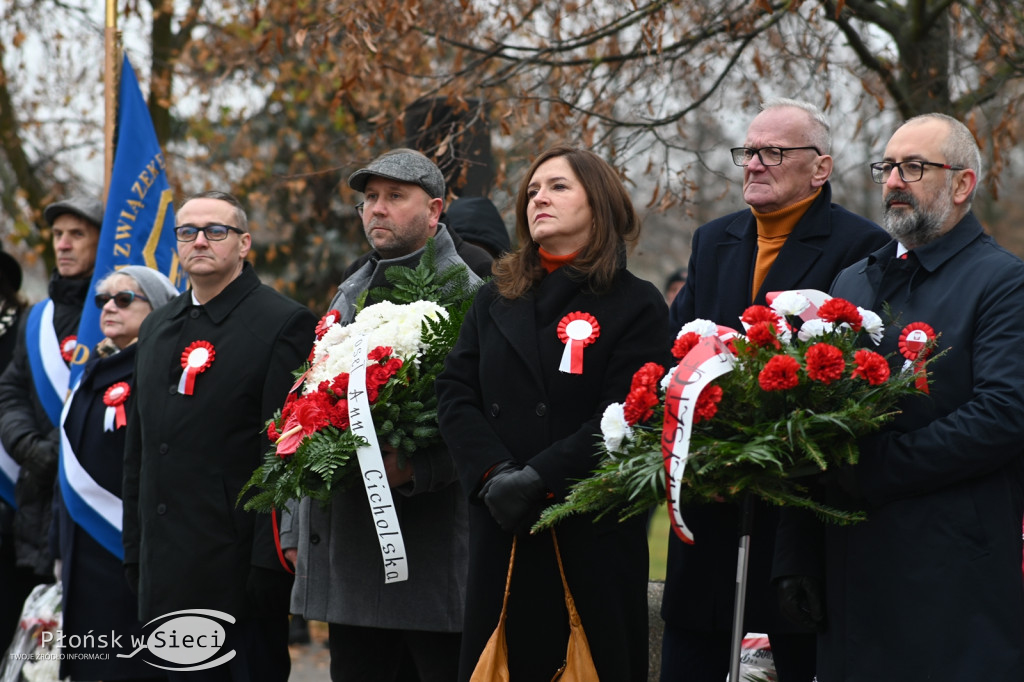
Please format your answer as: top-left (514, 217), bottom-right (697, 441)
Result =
top-left (470, 528), bottom-right (600, 682)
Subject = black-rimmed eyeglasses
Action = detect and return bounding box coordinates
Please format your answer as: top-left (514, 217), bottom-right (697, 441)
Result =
top-left (174, 224), bottom-right (245, 242)
top-left (95, 291), bottom-right (149, 309)
top-left (730, 146), bottom-right (822, 167)
top-left (869, 160), bottom-right (964, 184)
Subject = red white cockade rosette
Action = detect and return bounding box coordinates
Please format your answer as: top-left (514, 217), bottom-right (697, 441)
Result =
top-left (557, 312), bottom-right (600, 374)
top-left (103, 382), bottom-right (130, 431)
top-left (899, 322), bottom-right (935, 393)
top-left (178, 340), bottom-right (215, 395)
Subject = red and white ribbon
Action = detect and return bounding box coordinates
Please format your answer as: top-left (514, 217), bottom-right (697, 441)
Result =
top-left (178, 340), bottom-right (215, 395)
top-left (662, 335), bottom-right (736, 544)
top-left (60, 335), bottom-right (78, 364)
top-left (557, 311), bottom-right (600, 374)
top-left (102, 382), bottom-right (130, 431)
top-left (899, 322), bottom-right (935, 393)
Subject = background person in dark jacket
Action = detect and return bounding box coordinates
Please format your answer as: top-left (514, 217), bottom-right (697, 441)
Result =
top-left (0, 197), bottom-right (101, 583)
top-left (0, 244), bottom-right (30, 647)
top-left (662, 99), bottom-right (890, 682)
top-left (437, 145), bottom-right (671, 682)
top-left (55, 265), bottom-right (177, 681)
top-left (122, 191), bottom-right (316, 682)
top-left (777, 113), bottom-right (1024, 681)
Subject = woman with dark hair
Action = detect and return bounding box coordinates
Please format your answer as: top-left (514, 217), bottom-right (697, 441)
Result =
top-left (437, 145), bottom-right (671, 681)
top-left (55, 265), bottom-right (178, 681)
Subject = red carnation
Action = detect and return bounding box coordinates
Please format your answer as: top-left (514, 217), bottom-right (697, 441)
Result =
top-left (328, 399), bottom-right (351, 429)
top-left (746, 321), bottom-right (782, 350)
top-left (851, 349), bottom-right (890, 386)
top-left (672, 332), bottom-right (702, 360)
top-left (368, 346), bottom-right (394, 362)
top-left (694, 385), bottom-right (723, 423)
top-left (759, 355), bottom-right (801, 391)
top-left (365, 357), bottom-right (403, 403)
top-left (805, 343), bottom-right (846, 384)
top-left (267, 420), bottom-right (280, 443)
top-left (630, 362), bottom-right (665, 391)
top-left (293, 393), bottom-right (333, 433)
top-left (623, 387), bottom-right (660, 425)
top-left (330, 373), bottom-right (350, 396)
top-left (741, 305), bottom-right (781, 327)
top-left (817, 298), bottom-right (862, 332)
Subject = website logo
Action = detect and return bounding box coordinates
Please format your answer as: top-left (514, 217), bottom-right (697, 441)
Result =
top-left (118, 609), bottom-right (236, 671)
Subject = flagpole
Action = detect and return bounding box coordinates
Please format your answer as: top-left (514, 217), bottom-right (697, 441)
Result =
top-left (103, 0), bottom-right (119, 204)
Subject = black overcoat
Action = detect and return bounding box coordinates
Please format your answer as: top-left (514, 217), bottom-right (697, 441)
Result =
top-left (55, 344), bottom-right (160, 680)
top-left (663, 183), bottom-right (891, 633)
top-left (437, 265), bottom-right (672, 682)
top-left (780, 214), bottom-right (1024, 680)
top-left (122, 264), bottom-right (316, 620)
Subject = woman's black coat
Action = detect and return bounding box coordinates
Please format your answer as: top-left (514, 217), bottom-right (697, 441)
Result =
top-left (437, 265), bottom-right (672, 682)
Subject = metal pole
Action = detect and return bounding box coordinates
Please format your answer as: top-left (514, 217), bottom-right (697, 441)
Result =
top-left (728, 493), bottom-right (756, 682)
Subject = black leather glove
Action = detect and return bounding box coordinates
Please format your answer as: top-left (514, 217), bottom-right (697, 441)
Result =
top-left (246, 566), bottom-right (294, 618)
top-left (19, 436), bottom-right (58, 479)
top-left (482, 465), bottom-right (546, 534)
top-left (124, 563), bottom-right (140, 596)
top-left (477, 460), bottom-right (520, 500)
top-left (776, 575), bottom-right (825, 632)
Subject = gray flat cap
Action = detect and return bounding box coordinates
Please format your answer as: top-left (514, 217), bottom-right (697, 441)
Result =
top-left (348, 149), bottom-right (446, 200)
top-left (44, 197), bottom-right (104, 229)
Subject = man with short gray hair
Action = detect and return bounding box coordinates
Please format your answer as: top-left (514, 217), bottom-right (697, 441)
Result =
top-left (281, 149), bottom-right (489, 681)
top-left (661, 100), bottom-right (890, 681)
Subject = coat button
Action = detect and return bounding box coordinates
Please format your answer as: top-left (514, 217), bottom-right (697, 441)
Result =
top-left (535, 402), bottom-right (547, 416)
top-left (168, 385), bottom-right (177, 395)
top-left (156, 503), bottom-right (167, 515)
top-left (310, 534), bottom-right (320, 545)
top-left (189, 308), bottom-right (201, 319)
top-left (158, 443), bottom-right (169, 455)
top-left (490, 403), bottom-right (500, 417)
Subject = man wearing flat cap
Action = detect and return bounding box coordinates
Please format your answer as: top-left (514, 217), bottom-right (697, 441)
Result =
top-left (281, 148), bottom-right (488, 681)
top-left (0, 197), bottom-right (101, 584)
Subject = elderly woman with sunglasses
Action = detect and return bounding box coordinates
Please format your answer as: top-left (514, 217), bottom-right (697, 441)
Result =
top-left (53, 265), bottom-right (178, 681)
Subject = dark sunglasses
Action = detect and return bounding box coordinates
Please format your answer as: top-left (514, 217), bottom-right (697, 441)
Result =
top-left (95, 291), bottom-right (149, 309)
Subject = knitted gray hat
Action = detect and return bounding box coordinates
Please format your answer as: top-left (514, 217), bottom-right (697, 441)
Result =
top-left (348, 149), bottom-right (446, 200)
top-left (111, 266), bottom-right (180, 309)
top-left (44, 197), bottom-right (104, 229)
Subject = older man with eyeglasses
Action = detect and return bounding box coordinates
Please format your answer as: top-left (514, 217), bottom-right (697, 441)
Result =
top-left (778, 113), bottom-right (1024, 680)
top-left (662, 99), bottom-right (890, 682)
top-left (122, 190), bottom-right (317, 682)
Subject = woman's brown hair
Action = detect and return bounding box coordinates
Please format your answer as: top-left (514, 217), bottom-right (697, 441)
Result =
top-left (493, 145), bottom-right (641, 300)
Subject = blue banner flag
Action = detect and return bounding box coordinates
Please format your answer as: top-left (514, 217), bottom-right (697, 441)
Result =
top-left (60, 54), bottom-right (185, 557)
top-left (70, 54), bottom-right (185, 378)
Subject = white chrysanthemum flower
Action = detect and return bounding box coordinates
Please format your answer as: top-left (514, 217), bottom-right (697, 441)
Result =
top-left (858, 307), bottom-right (885, 345)
top-left (660, 365), bottom-right (679, 392)
top-left (770, 291), bottom-right (811, 317)
top-left (304, 300), bottom-right (446, 391)
top-left (798, 318), bottom-right (835, 342)
top-left (600, 402), bottom-right (633, 454)
top-left (677, 319), bottom-right (719, 338)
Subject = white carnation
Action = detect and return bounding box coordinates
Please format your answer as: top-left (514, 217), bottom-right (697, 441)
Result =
top-left (797, 318), bottom-right (834, 342)
top-left (770, 291), bottom-right (811, 317)
top-left (600, 402), bottom-right (633, 454)
top-left (677, 319), bottom-right (719, 339)
top-left (858, 307), bottom-right (885, 345)
top-left (660, 365), bottom-right (678, 392)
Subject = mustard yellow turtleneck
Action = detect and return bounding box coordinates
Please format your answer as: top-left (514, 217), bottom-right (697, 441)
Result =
top-left (750, 188), bottom-right (821, 301)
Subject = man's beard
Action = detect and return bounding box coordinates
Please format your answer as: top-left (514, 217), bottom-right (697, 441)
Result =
top-left (882, 187), bottom-right (952, 248)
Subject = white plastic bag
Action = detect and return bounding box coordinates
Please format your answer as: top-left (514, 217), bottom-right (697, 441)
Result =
top-left (0, 582), bottom-right (64, 682)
